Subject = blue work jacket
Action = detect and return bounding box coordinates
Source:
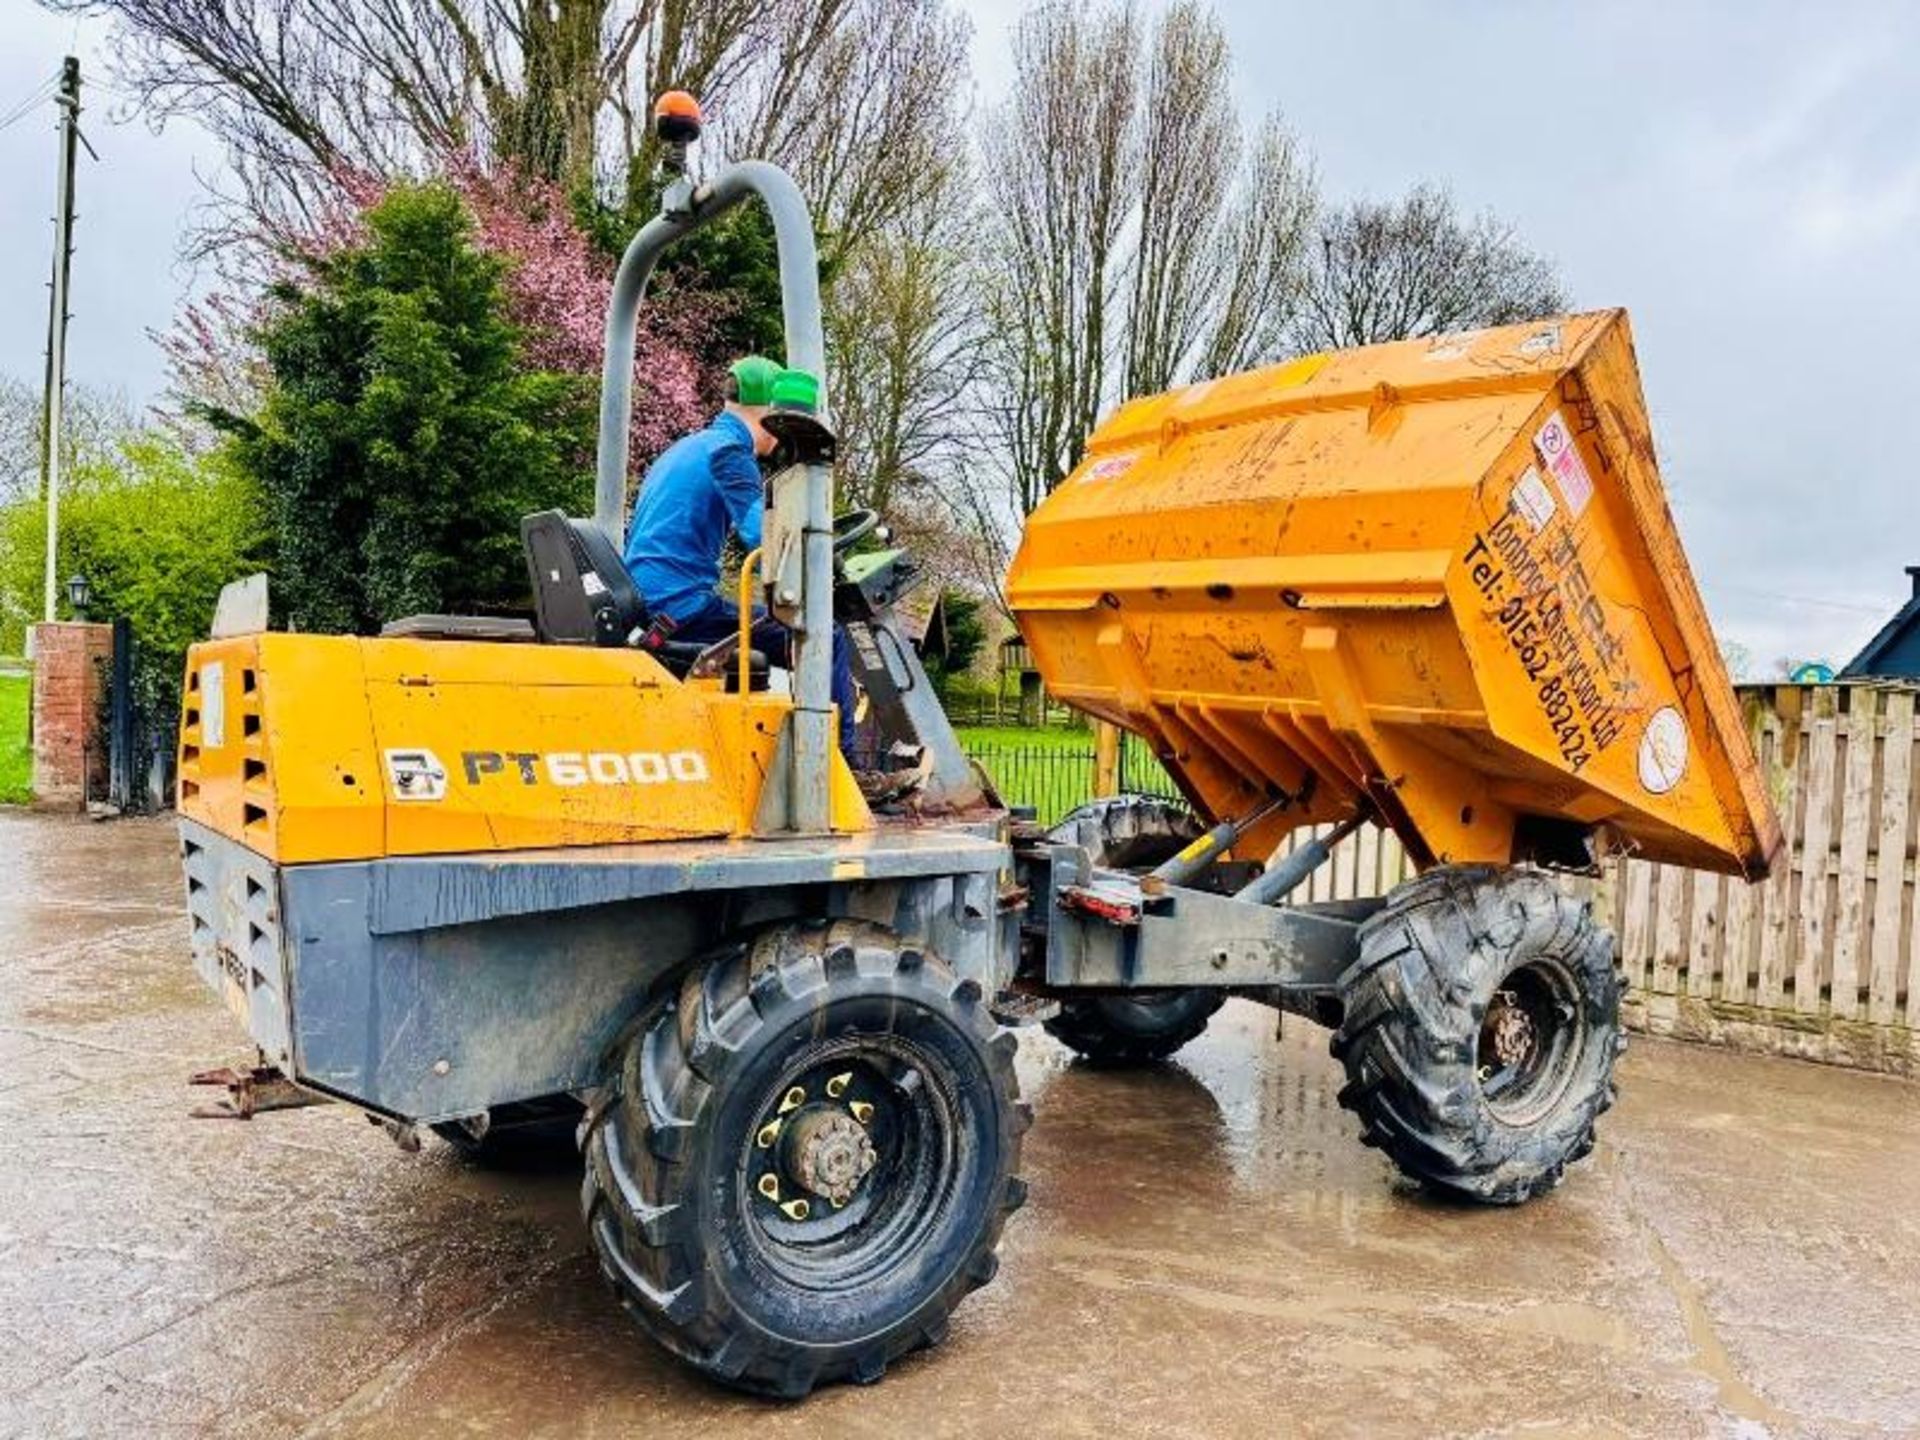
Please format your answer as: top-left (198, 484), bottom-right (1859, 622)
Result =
top-left (621, 410), bottom-right (764, 623)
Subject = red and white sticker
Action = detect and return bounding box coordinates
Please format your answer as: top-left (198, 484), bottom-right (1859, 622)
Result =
top-left (1510, 466), bottom-right (1557, 532)
top-left (1534, 410), bottom-right (1594, 519)
top-left (1084, 452), bottom-right (1138, 483)
top-left (1637, 707), bottom-right (1689, 795)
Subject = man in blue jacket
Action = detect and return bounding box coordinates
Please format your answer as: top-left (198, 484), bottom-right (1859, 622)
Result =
top-left (623, 355), bottom-right (857, 757)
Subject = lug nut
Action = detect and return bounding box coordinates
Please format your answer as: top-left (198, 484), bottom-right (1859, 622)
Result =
top-left (757, 1173), bottom-right (780, 1200)
top-left (825, 1071), bottom-right (852, 1099)
top-left (849, 1101), bottom-right (874, 1125)
top-left (780, 1198), bottom-right (811, 1221)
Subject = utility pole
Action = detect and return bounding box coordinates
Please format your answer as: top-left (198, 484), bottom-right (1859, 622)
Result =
top-left (41, 55), bottom-right (81, 624)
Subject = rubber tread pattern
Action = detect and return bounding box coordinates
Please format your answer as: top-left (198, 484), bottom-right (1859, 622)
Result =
top-left (1331, 865), bottom-right (1624, 1205)
top-left (580, 920), bottom-right (1028, 1396)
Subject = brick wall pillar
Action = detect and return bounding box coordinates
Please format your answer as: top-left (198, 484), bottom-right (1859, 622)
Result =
top-left (29, 621), bottom-right (112, 807)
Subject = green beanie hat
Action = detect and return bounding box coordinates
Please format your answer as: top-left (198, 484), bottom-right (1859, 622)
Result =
top-left (727, 355), bottom-right (781, 406)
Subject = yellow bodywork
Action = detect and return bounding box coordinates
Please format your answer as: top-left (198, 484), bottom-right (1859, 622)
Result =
top-left (178, 633), bottom-right (871, 863)
top-left (1006, 310), bottom-right (1781, 879)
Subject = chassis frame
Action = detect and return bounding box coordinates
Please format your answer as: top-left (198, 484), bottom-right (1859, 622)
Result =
top-left (183, 810), bottom-right (1375, 1127)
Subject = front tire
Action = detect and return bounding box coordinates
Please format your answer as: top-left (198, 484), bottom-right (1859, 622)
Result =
top-left (1331, 866), bottom-right (1622, 1205)
top-left (1042, 797), bottom-right (1225, 1064)
top-left (582, 921), bottom-right (1028, 1397)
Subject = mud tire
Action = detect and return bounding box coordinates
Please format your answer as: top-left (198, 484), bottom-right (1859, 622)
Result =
top-left (1042, 991), bottom-right (1226, 1065)
top-left (1044, 795), bottom-right (1208, 870)
top-left (581, 921), bottom-right (1028, 1398)
top-left (1332, 865), bottom-right (1622, 1205)
top-left (1041, 798), bottom-right (1227, 1064)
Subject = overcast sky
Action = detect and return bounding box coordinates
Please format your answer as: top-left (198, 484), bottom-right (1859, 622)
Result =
top-left (2, 0), bottom-right (1916, 668)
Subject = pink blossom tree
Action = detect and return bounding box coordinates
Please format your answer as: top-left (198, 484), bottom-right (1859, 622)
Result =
top-left (162, 155), bottom-right (726, 479)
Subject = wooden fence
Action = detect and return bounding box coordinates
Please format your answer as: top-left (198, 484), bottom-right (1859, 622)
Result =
top-left (1608, 683), bottom-right (1920, 1075)
top-left (1260, 682), bottom-right (1920, 1075)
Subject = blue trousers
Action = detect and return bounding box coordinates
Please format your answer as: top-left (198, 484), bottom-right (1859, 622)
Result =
top-left (670, 593), bottom-right (857, 755)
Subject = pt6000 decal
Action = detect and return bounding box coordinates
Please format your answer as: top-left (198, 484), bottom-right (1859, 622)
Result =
top-left (383, 747), bottom-right (711, 800)
top-left (463, 750), bottom-right (711, 786)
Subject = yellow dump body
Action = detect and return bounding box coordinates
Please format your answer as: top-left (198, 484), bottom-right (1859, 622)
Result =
top-left (1007, 310), bottom-right (1780, 879)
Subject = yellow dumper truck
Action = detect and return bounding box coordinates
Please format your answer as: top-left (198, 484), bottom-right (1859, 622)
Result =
top-left (174, 100), bottom-right (1779, 1396)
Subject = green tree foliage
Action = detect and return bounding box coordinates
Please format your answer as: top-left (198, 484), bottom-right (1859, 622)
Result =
top-left (669, 207), bottom-right (789, 362)
top-left (926, 591), bottom-right (987, 696)
top-left (234, 183), bottom-right (594, 634)
top-left (0, 434), bottom-right (269, 716)
top-left (577, 185), bottom-right (788, 366)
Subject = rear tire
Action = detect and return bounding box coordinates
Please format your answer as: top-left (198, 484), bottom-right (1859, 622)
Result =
top-left (582, 921), bottom-right (1028, 1397)
top-left (1331, 865), bottom-right (1622, 1205)
top-left (1043, 991), bottom-right (1226, 1065)
top-left (1042, 797), bottom-right (1226, 1064)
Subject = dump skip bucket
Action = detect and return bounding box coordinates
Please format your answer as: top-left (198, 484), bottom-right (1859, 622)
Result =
top-left (1007, 310), bottom-right (1781, 880)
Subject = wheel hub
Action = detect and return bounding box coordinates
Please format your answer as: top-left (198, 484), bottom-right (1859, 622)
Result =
top-left (785, 1105), bottom-right (877, 1206)
top-left (753, 1072), bottom-right (884, 1217)
top-left (1487, 990), bottom-right (1537, 1068)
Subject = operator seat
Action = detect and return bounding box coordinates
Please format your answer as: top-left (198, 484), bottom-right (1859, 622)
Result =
top-left (522, 510), bottom-right (650, 647)
top-left (520, 510), bottom-right (768, 689)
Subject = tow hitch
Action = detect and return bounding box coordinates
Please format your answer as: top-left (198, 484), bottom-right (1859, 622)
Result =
top-left (189, 1063), bottom-right (327, 1119)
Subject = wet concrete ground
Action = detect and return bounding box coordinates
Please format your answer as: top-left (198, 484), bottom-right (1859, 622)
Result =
top-left (3, 810), bottom-right (1918, 1439)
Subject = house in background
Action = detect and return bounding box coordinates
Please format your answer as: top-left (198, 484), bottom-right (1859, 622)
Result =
top-left (1841, 566), bottom-right (1920, 680)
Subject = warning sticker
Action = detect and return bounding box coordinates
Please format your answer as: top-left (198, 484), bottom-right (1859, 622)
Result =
top-left (1084, 453), bottom-right (1138, 483)
top-left (385, 748), bottom-right (449, 802)
top-left (1517, 324), bottom-right (1563, 359)
top-left (1534, 410), bottom-right (1594, 519)
top-left (1423, 328), bottom-right (1486, 363)
top-left (201, 661), bottom-right (226, 749)
top-left (1510, 466), bottom-right (1557, 533)
top-left (1637, 706), bottom-right (1689, 795)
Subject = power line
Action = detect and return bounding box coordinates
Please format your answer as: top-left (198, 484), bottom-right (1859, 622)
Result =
top-left (0, 67), bottom-right (59, 114)
top-left (0, 70), bottom-right (61, 133)
top-left (1710, 583), bottom-right (1891, 618)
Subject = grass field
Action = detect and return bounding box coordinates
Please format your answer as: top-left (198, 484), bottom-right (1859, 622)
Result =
top-left (954, 722), bottom-right (1178, 825)
top-left (0, 671), bottom-right (31, 805)
top-left (954, 723), bottom-right (1095, 824)
top-left (953, 724), bottom-right (1093, 754)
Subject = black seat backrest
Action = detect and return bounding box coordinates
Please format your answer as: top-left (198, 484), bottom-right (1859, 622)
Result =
top-left (521, 510), bottom-right (649, 646)
top-left (380, 614), bottom-right (536, 643)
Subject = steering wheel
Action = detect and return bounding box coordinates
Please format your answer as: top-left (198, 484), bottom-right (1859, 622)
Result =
top-left (832, 508), bottom-right (882, 553)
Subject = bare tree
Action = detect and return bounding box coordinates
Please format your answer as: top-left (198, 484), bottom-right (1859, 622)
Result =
top-left (0, 376), bottom-right (139, 507)
top-left (805, 3), bottom-right (994, 608)
top-left (976, 0), bottom-right (1141, 522)
top-left (51, 0), bottom-right (968, 259)
top-left (969, 0), bottom-right (1315, 607)
top-left (824, 176), bottom-right (978, 519)
top-left (719, 0), bottom-right (968, 270)
top-left (1196, 114), bottom-right (1315, 377)
top-left (1289, 183), bottom-right (1568, 352)
top-left (1123, 0), bottom-right (1241, 397)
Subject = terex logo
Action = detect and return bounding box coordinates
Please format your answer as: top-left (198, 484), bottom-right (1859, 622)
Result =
top-left (460, 749), bottom-right (711, 788)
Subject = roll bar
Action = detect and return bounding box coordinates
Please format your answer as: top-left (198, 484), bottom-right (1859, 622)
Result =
top-left (594, 162), bottom-right (836, 833)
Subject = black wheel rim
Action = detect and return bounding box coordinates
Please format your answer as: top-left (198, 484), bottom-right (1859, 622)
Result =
top-left (1477, 957), bottom-right (1586, 1127)
top-left (737, 1035), bottom-right (958, 1290)
top-left (1123, 990), bottom-right (1190, 1011)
